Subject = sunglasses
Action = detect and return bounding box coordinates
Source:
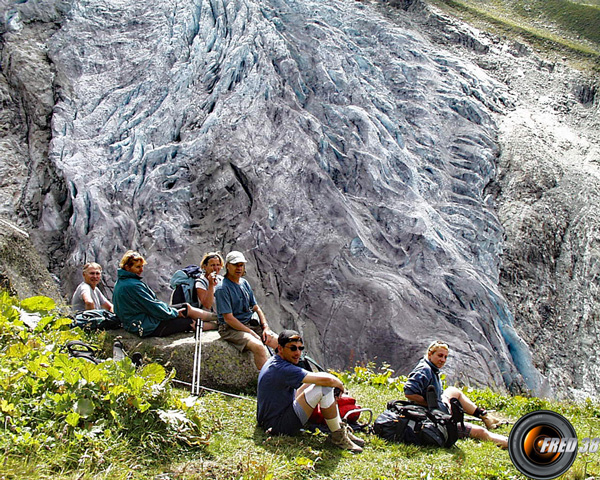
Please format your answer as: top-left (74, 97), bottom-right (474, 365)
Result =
top-left (285, 345), bottom-right (305, 352)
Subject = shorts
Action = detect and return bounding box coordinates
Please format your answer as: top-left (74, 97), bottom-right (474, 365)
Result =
top-left (458, 422), bottom-right (472, 439)
top-left (264, 400), bottom-right (307, 436)
top-left (218, 322), bottom-right (265, 352)
top-left (442, 399), bottom-right (472, 439)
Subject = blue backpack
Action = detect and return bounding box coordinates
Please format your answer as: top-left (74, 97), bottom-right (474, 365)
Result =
top-left (169, 265), bottom-right (202, 307)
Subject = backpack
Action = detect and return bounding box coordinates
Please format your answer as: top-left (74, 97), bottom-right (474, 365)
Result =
top-left (64, 340), bottom-right (102, 364)
top-left (296, 354), bottom-right (325, 373)
top-left (308, 392), bottom-right (364, 425)
top-left (169, 265), bottom-right (202, 307)
top-left (72, 309), bottom-right (121, 330)
top-left (373, 399), bottom-right (464, 448)
top-left (298, 355), bottom-right (372, 430)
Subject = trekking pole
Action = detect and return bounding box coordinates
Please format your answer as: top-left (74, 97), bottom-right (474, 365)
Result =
top-left (172, 379), bottom-right (255, 402)
top-left (191, 319), bottom-right (203, 395)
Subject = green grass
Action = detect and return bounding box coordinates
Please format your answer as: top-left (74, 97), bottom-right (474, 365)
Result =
top-left (2, 293), bottom-right (600, 479)
top-left (429, 0), bottom-right (600, 70)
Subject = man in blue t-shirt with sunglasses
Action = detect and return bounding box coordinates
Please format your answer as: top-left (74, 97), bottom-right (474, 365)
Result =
top-left (256, 330), bottom-right (364, 453)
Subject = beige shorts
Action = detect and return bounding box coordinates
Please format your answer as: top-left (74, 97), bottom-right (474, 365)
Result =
top-left (218, 323), bottom-right (265, 352)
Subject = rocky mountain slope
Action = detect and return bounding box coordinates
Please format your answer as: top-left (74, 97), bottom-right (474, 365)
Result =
top-left (411, 0), bottom-right (600, 399)
top-left (0, 0), bottom-right (597, 397)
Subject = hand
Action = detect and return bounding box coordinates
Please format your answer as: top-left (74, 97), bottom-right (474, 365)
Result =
top-left (262, 328), bottom-right (276, 346)
top-left (208, 272), bottom-right (219, 287)
top-left (251, 330), bottom-right (263, 342)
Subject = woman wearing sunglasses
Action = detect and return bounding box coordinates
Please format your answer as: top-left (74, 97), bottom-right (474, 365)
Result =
top-left (256, 330), bottom-right (365, 453)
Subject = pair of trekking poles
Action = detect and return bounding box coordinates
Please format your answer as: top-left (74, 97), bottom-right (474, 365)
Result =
top-left (170, 302), bottom-right (204, 395)
top-left (191, 318), bottom-right (203, 395)
top-left (188, 319), bottom-right (254, 401)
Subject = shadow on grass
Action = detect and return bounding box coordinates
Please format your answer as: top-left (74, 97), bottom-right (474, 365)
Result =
top-left (252, 425), bottom-right (346, 476)
top-left (252, 424), bottom-right (473, 479)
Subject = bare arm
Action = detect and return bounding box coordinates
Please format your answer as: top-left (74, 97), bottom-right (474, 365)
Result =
top-left (197, 287), bottom-right (213, 310)
top-left (302, 371), bottom-right (344, 391)
top-left (405, 393), bottom-right (427, 406)
top-left (101, 300), bottom-right (114, 313)
top-left (81, 290), bottom-right (96, 311)
top-left (252, 304), bottom-right (268, 328)
top-left (252, 305), bottom-right (277, 347)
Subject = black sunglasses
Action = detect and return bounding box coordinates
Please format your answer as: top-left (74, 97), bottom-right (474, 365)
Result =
top-left (285, 345), bottom-right (305, 352)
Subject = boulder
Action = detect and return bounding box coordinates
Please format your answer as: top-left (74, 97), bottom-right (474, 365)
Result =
top-left (102, 329), bottom-right (260, 393)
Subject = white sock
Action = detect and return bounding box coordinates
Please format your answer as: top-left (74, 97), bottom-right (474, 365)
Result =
top-left (325, 416), bottom-right (342, 433)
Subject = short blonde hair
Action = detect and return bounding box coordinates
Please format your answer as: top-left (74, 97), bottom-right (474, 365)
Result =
top-left (119, 250), bottom-right (147, 269)
top-left (427, 340), bottom-right (449, 356)
top-left (200, 252), bottom-right (224, 269)
top-left (83, 262), bottom-right (102, 273)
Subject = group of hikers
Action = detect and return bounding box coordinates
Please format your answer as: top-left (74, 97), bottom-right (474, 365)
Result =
top-left (72, 250), bottom-right (508, 453)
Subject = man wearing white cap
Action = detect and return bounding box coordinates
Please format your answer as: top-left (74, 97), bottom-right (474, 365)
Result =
top-left (214, 251), bottom-right (278, 369)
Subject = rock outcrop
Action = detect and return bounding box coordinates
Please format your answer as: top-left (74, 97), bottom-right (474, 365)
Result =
top-left (0, 219), bottom-right (63, 300)
top-left (1, 0), bottom-right (597, 397)
top-left (104, 330), bottom-right (260, 392)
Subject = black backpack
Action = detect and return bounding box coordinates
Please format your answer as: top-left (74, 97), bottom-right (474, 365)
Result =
top-left (72, 309), bottom-right (121, 330)
top-left (373, 398), bottom-right (464, 448)
top-left (169, 265), bottom-right (202, 307)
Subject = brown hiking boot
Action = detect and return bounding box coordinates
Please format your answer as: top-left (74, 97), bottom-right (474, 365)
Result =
top-left (342, 421), bottom-right (365, 447)
top-left (328, 428), bottom-right (363, 453)
top-left (482, 412), bottom-right (502, 430)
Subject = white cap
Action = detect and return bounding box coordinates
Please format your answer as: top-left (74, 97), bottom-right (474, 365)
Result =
top-left (226, 251), bottom-right (247, 264)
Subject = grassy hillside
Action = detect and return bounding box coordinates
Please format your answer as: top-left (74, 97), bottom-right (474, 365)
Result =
top-left (2, 293), bottom-right (600, 479)
top-left (429, 0), bottom-right (600, 69)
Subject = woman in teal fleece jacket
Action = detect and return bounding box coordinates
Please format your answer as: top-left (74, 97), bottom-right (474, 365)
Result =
top-left (113, 250), bottom-right (216, 337)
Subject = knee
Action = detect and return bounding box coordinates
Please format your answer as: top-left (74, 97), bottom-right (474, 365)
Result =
top-left (247, 339), bottom-right (266, 354)
top-left (444, 386), bottom-right (461, 399)
top-left (469, 425), bottom-right (488, 440)
top-left (304, 385), bottom-right (336, 409)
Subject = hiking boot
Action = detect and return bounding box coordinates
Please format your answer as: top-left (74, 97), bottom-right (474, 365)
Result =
top-left (482, 412), bottom-right (501, 430)
top-left (328, 428), bottom-right (363, 453)
top-left (343, 421), bottom-right (365, 447)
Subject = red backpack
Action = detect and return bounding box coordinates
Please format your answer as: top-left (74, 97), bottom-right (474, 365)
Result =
top-left (309, 393), bottom-right (362, 424)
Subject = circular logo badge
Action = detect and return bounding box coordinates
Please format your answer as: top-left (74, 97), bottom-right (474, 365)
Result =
top-left (509, 410), bottom-right (578, 480)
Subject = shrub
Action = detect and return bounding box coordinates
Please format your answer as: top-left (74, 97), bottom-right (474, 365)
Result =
top-left (0, 292), bottom-right (209, 477)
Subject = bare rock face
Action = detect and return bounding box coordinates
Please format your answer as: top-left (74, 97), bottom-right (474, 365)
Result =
top-left (9, 0), bottom-right (598, 397)
top-left (492, 56), bottom-right (600, 400)
top-left (410, 4), bottom-right (600, 399)
top-left (0, 219), bottom-right (63, 300)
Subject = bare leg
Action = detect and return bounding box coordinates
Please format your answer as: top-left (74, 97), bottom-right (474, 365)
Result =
top-left (442, 386), bottom-right (478, 415)
top-left (186, 305), bottom-right (218, 322)
top-left (295, 386), bottom-right (362, 452)
top-left (469, 424), bottom-right (508, 448)
top-left (296, 387), bottom-right (342, 432)
top-left (442, 386), bottom-right (501, 429)
top-left (296, 390), bottom-right (317, 418)
top-left (263, 330), bottom-right (279, 350)
top-left (245, 337), bottom-right (269, 369)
